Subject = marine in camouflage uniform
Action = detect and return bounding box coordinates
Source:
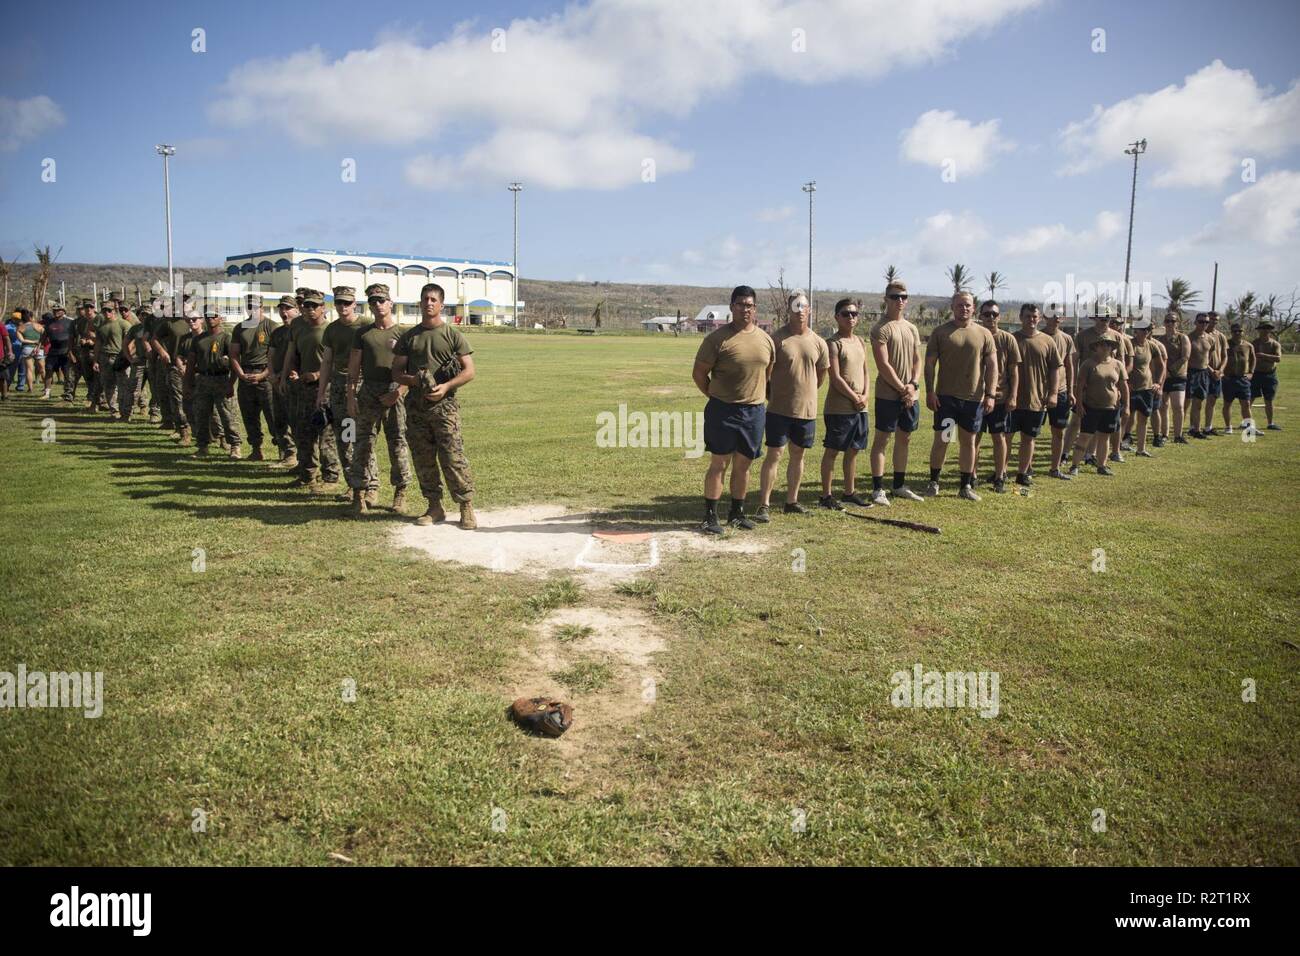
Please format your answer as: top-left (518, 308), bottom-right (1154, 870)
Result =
top-left (75, 301), bottom-right (102, 409)
top-left (94, 302), bottom-right (130, 417)
top-left (345, 283), bottom-right (412, 515)
top-left (153, 307), bottom-right (194, 443)
top-left (283, 288), bottom-right (339, 487)
top-left (118, 307), bottom-right (151, 420)
top-left (391, 282), bottom-right (476, 529)
top-left (267, 295), bottom-right (300, 464)
top-left (230, 293), bottom-right (278, 462)
top-left (317, 285), bottom-right (362, 478)
top-left (185, 308), bottom-right (242, 457)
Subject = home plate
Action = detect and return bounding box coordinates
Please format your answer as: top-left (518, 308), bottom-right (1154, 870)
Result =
top-left (576, 530), bottom-right (660, 571)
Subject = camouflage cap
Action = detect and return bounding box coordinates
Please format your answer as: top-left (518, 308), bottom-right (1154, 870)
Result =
top-left (277, 295), bottom-right (297, 309)
top-left (80, 298), bottom-right (95, 308)
top-left (300, 288), bottom-right (325, 306)
top-left (332, 286), bottom-right (357, 303)
top-left (1094, 332), bottom-right (1119, 346)
top-left (364, 283), bottom-right (390, 299)
top-left (1258, 320), bottom-right (1275, 330)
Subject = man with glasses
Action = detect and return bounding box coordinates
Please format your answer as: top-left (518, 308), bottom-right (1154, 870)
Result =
top-left (1156, 310), bottom-right (1190, 444)
top-left (1041, 305), bottom-right (1076, 479)
top-left (267, 295), bottom-right (300, 467)
top-left (1185, 313), bottom-right (1215, 438)
top-left (692, 285), bottom-right (775, 533)
top-left (230, 293), bottom-right (278, 462)
top-left (973, 300), bottom-right (1020, 493)
top-left (282, 288), bottom-right (340, 490)
top-left (923, 291), bottom-right (997, 501)
top-left (867, 281), bottom-right (924, 505)
top-left (1219, 322), bottom-right (1255, 434)
top-left (1062, 311), bottom-right (1113, 467)
top-left (317, 286), bottom-right (362, 480)
top-left (93, 301), bottom-right (129, 418)
top-left (1009, 304), bottom-right (1061, 488)
top-left (820, 297), bottom-right (870, 508)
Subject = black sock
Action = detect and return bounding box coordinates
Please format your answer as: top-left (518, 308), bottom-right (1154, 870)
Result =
top-left (728, 497), bottom-right (744, 517)
top-left (929, 468), bottom-right (941, 482)
top-left (704, 497), bottom-right (719, 518)
top-left (872, 475), bottom-right (883, 491)
top-left (960, 472), bottom-right (973, 488)
top-left (893, 471), bottom-right (906, 489)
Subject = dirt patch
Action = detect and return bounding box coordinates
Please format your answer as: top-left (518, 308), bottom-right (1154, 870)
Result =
top-left (504, 605), bottom-right (667, 764)
top-left (392, 504), bottom-right (769, 584)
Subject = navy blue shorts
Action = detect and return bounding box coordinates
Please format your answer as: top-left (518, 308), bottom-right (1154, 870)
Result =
top-left (1046, 392), bottom-right (1071, 429)
top-left (1209, 375), bottom-right (1223, 398)
top-left (1012, 408), bottom-right (1048, 437)
top-left (1222, 375), bottom-right (1251, 403)
top-left (823, 411), bottom-right (869, 451)
top-left (874, 398), bottom-right (919, 433)
top-left (765, 410), bottom-right (815, 448)
top-left (1251, 371), bottom-right (1277, 401)
top-left (1129, 388), bottom-right (1155, 417)
top-left (1081, 405), bottom-right (1121, 434)
top-left (1164, 375), bottom-right (1186, 393)
top-left (1186, 368), bottom-right (1211, 399)
top-left (933, 395), bottom-right (984, 434)
top-left (703, 397), bottom-right (765, 460)
top-left (980, 403), bottom-right (1013, 434)
top-left (45, 352), bottom-right (70, 374)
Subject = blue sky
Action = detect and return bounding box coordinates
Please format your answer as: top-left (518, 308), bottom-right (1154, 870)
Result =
top-left (3, 0), bottom-right (1299, 306)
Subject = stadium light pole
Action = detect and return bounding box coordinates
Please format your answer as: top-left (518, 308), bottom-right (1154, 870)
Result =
top-left (802, 181), bottom-right (816, 322)
top-left (1121, 138), bottom-right (1146, 320)
top-left (509, 182), bottom-right (522, 327)
top-left (155, 144), bottom-right (176, 296)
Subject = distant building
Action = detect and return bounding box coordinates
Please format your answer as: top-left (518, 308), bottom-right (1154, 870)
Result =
top-left (222, 247), bottom-right (520, 324)
top-left (693, 304), bottom-right (773, 332)
top-left (641, 315), bottom-right (694, 332)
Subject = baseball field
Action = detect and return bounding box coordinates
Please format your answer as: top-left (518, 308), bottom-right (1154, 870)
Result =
top-left (1, 330), bottom-right (1296, 865)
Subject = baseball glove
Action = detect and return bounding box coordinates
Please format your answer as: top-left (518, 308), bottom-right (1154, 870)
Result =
top-left (509, 696), bottom-right (574, 737)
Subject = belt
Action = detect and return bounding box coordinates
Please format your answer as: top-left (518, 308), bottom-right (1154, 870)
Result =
top-left (202, 370), bottom-right (229, 377)
top-left (243, 364), bottom-right (268, 371)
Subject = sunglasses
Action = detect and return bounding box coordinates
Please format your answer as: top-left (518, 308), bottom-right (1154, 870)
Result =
top-left (887, 293), bottom-right (908, 301)
top-left (838, 310), bottom-right (859, 318)
top-left (981, 311), bottom-right (999, 318)
top-left (368, 296), bottom-right (389, 304)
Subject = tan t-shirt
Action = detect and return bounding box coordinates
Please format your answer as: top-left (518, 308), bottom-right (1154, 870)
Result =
top-left (1046, 327), bottom-right (1076, 391)
top-left (1223, 339), bottom-right (1255, 377)
top-left (989, 327), bottom-right (1021, 403)
top-left (1159, 331), bottom-right (1190, 377)
top-left (1252, 335), bottom-right (1281, 374)
top-left (925, 319), bottom-right (995, 402)
top-left (1149, 337), bottom-right (1167, 382)
top-left (870, 318), bottom-right (921, 401)
top-left (1012, 329), bottom-right (1062, 411)
top-left (1129, 339), bottom-right (1155, 390)
top-left (1079, 356), bottom-right (1124, 409)
top-left (695, 323), bottom-right (775, 406)
top-left (1210, 328), bottom-right (1229, 370)
top-left (824, 333), bottom-right (867, 415)
top-left (1073, 324), bottom-right (1113, 372)
top-left (768, 326), bottom-right (830, 419)
top-left (1188, 330), bottom-right (1215, 370)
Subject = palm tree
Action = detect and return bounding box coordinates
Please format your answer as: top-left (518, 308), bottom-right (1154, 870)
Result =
top-left (985, 271), bottom-right (1006, 301)
top-left (884, 264), bottom-right (899, 287)
top-left (946, 263), bottom-right (971, 295)
top-left (1227, 291), bottom-right (1256, 325)
top-left (1161, 277), bottom-right (1201, 312)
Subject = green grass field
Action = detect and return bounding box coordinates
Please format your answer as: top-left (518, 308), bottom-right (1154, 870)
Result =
top-left (1, 332), bottom-right (1297, 865)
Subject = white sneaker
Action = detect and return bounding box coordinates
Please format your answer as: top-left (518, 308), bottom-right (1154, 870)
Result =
top-left (958, 485), bottom-right (981, 501)
top-left (1224, 426), bottom-right (1234, 434)
top-left (893, 486), bottom-right (924, 502)
top-left (870, 489), bottom-right (890, 506)
top-left (41, 389), bottom-right (50, 399)
top-left (923, 480), bottom-right (940, 498)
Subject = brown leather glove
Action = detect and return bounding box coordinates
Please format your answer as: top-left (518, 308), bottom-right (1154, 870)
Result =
top-left (510, 697), bottom-right (574, 737)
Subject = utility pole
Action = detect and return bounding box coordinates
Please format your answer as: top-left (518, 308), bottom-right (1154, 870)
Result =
top-left (508, 182), bottom-right (522, 328)
top-left (1122, 138), bottom-right (1147, 320)
top-left (802, 181), bottom-right (816, 323)
top-left (1211, 261), bottom-right (1218, 312)
top-left (155, 144), bottom-right (176, 300)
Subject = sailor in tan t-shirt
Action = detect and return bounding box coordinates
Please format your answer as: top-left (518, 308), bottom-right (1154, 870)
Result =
top-left (1204, 311), bottom-right (1230, 435)
top-left (692, 285), bottom-right (776, 534)
top-left (973, 299), bottom-right (1021, 494)
top-left (1042, 305), bottom-right (1077, 479)
top-left (866, 280), bottom-right (924, 505)
top-left (1068, 334), bottom-right (1130, 478)
top-left (819, 297), bottom-right (871, 508)
top-left (1156, 310), bottom-right (1191, 444)
top-left (1010, 304), bottom-right (1062, 487)
top-left (923, 291), bottom-right (997, 501)
top-left (757, 291), bottom-right (829, 520)
top-left (1219, 321), bottom-right (1256, 434)
top-left (1251, 320), bottom-right (1283, 429)
top-left (1063, 313), bottom-right (1113, 467)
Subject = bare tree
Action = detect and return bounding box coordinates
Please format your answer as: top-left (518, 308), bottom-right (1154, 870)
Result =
top-left (0, 255), bottom-right (13, 315)
top-left (767, 267), bottom-right (795, 330)
top-left (31, 245), bottom-right (62, 313)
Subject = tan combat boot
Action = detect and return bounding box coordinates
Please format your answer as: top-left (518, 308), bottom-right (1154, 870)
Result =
top-left (365, 489), bottom-right (378, 507)
top-left (229, 445), bottom-right (242, 460)
top-left (391, 486), bottom-right (408, 512)
top-left (459, 501), bottom-right (477, 530)
top-left (179, 426), bottom-right (192, 446)
top-left (351, 488), bottom-right (367, 516)
top-left (415, 500), bottom-right (446, 526)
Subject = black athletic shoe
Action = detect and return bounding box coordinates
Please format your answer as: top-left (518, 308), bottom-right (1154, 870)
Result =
top-left (841, 492), bottom-right (870, 507)
top-left (699, 515), bottom-right (724, 535)
top-left (1048, 467), bottom-right (1073, 481)
top-left (818, 495), bottom-right (844, 511)
top-left (1174, 435), bottom-right (1189, 444)
top-left (992, 478), bottom-right (1006, 494)
top-left (783, 501), bottom-right (808, 514)
top-left (752, 504), bottom-right (771, 523)
top-left (1096, 465), bottom-right (1114, 476)
top-left (1015, 473), bottom-right (1032, 487)
top-left (729, 513), bottom-right (756, 530)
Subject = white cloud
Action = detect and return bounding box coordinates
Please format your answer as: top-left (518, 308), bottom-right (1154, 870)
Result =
top-left (1001, 210), bottom-right (1122, 255)
top-left (916, 210), bottom-right (990, 265)
top-left (1058, 60), bottom-right (1300, 188)
top-left (1164, 170), bottom-right (1300, 256)
top-left (757, 205), bottom-right (796, 223)
top-left (900, 109), bottom-right (1014, 177)
top-left (209, 0), bottom-right (1043, 189)
top-left (0, 95), bottom-right (65, 152)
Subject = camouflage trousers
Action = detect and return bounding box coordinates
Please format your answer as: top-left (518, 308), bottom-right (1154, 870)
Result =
top-left (407, 393), bottom-right (473, 504)
top-left (347, 382), bottom-right (412, 492)
top-left (118, 364), bottom-right (147, 419)
top-left (291, 379), bottom-right (339, 482)
top-left (144, 355), bottom-right (162, 420)
top-left (97, 357), bottom-right (121, 414)
top-left (274, 378), bottom-right (296, 457)
top-left (78, 346), bottom-right (100, 405)
top-left (328, 374), bottom-right (356, 474)
top-left (236, 373), bottom-right (278, 452)
top-left (193, 376), bottom-right (241, 449)
top-left (164, 364), bottom-right (188, 429)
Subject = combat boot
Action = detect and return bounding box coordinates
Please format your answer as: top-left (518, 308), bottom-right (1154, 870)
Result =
top-left (228, 444), bottom-right (242, 460)
top-left (391, 486), bottom-right (408, 512)
top-left (179, 426), bottom-right (192, 446)
top-left (248, 446), bottom-right (264, 462)
top-left (365, 489), bottom-right (378, 507)
top-left (415, 500), bottom-right (446, 526)
top-left (459, 501), bottom-right (477, 530)
top-left (351, 488), bottom-right (368, 516)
